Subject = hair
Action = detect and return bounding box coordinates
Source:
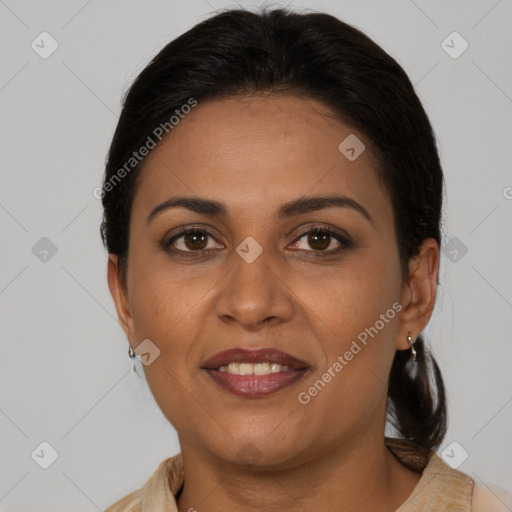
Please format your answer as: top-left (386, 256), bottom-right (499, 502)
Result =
top-left (100, 7), bottom-right (447, 453)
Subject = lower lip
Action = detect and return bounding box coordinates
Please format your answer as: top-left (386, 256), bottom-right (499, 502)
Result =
top-left (203, 368), bottom-right (308, 398)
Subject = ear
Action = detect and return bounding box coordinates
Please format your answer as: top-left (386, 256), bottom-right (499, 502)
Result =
top-left (107, 254), bottom-right (135, 343)
top-left (396, 238), bottom-right (439, 351)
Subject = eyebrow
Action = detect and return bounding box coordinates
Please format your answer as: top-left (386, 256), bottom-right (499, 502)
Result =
top-left (146, 195), bottom-right (373, 225)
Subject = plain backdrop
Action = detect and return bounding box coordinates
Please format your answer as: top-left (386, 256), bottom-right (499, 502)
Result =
top-left (1, 0), bottom-right (511, 510)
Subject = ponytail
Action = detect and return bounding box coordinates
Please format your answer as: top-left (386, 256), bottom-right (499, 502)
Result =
top-left (387, 335), bottom-right (447, 453)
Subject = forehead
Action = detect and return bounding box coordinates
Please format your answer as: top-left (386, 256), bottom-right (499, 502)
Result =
top-left (132, 94), bottom-right (390, 226)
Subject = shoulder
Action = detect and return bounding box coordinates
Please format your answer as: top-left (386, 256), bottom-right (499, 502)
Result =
top-left (104, 488), bottom-right (142, 512)
top-left (103, 455), bottom-right (182, 512)
top-left (471, 481), bottom-right (512, 512)
top-left (386, 438), bottom-right (473, 510)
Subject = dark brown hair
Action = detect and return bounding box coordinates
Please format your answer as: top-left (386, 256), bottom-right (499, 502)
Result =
top-left (100, 7), bottom-right (447, 452)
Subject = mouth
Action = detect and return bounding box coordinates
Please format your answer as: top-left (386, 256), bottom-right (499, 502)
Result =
top-left (201, 347), bottom-right (310, 398)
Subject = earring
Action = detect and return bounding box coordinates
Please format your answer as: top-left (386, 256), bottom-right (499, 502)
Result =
top-left (408, 335), bottom-right (417, 362)
top-left (128, 344), bottom-right (141, 378)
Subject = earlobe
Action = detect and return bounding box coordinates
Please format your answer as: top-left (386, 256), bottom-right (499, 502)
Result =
top-left (107, 254), bottom-right (133, 338)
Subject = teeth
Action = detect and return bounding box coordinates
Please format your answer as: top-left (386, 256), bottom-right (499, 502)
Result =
top-left (218, 362), bottom-right (291, 375)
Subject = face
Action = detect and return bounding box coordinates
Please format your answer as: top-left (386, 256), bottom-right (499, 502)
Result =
top-left (109, 93), bottom-right (435, 468)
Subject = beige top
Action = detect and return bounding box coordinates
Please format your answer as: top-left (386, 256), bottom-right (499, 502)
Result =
top-left (104, 437), bottom-right (506, 511)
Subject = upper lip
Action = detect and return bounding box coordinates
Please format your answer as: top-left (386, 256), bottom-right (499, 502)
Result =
top-left (201, 348), bottom-right (310, 370)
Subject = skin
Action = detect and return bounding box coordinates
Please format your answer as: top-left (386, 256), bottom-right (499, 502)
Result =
top-left (108, 93), bottom-right (439, 512)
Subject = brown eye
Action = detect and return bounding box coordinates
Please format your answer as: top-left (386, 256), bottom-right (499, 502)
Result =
top-left (165, 228), bottom-right (220, 253)
top-left (163, 225), bottom-right (351, 258)
top-left (291, 227), bottom-right (350, 254)
top-left (307, 231), bottom-right (330, 250)
top-left (182, 230), bottom-right (208, 250)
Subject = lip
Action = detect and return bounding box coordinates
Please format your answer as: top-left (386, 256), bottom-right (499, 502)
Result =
top-left (201, 348), bottom-right (311, 398)
top-left (201, 347), bottom-right (310, 370)
top-left (203, 368), bottom-right (308, 398)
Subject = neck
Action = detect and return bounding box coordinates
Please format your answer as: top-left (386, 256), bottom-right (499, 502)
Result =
top-left (175, 432), bottom-right (421, 512)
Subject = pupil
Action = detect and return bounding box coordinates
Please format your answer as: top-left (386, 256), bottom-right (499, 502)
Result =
top-left (310, 232), bottom-right (329, 250)
top-left (182, 231), bottom-right (332, 251)
top-left (186, 232), bottom-right (206, 249)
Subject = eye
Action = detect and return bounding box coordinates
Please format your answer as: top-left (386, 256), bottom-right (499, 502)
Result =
top-left (162, 225), bottom-right (351, 257)
top-left (164, 227), bottom-right (222, 254)
top-left (290, 226), bottom-right (351, 255)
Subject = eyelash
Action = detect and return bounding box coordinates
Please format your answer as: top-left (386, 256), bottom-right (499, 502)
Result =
top-left (162, 224), bottom-right (352, 258)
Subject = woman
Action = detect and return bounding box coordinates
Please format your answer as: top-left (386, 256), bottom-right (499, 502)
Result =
top-left (101, 7), bottom-right (504, 511)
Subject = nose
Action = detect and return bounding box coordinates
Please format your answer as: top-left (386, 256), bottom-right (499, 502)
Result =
top-left (215, 247), bottom-right (294, 330)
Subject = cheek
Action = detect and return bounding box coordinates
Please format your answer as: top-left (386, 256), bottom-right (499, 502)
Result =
top-left (128, 271), bottom-right (204, 428)
top-left (299, 251), bottom-right (400, 409)
top-left (308, 250), bottom-right (398, 343)
top-left (127, 258), bottom-right (224, 403)
top-left (128, 256), bottom-right (203, 337)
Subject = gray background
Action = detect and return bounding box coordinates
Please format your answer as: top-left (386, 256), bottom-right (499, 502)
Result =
top-left (1, 0), bottom-right (511, 510)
